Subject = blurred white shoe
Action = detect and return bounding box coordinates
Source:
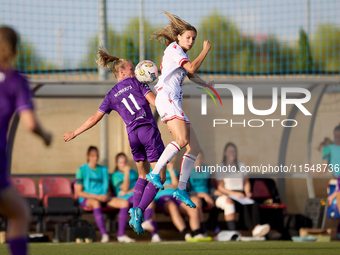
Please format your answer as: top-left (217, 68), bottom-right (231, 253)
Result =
top-left (101, 234), bottom-right (109, 243)
top-left (141, 220), bottom-right (155, 232)
top-left (117, 235), bottom-right (136, 243)
top-left (193, 234), bottom-right (205, 239)
top-left (151, 233), bottom-right (161, 242)
top-left (252, 224), bottom-right (271, 237)
top-left (216, 230), bottom-right (241, 241)
top-left (184, 233), bottom-right (192, 241)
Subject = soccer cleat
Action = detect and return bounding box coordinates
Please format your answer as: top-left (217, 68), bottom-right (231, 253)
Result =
top-left (128, 207), bottom-right (145, 235)
top-left (146, 172), bottom-right (164, 190)
top-left (252, 224), bottom-right (271, 237)
top-left (117, 235), bottom-right (136, 243)
top-left (151, 233), bottom-right (161, 243)
top-left (141, 219), bottom-right (155, 232)
top-left (173, 188), bottom-right (196, 208)
top-left (186, 234), bottom-right (213, 242)
top-left (101, 234), bottom-right (109, 243)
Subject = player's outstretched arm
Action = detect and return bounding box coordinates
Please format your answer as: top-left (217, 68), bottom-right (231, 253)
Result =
top-left (145, 91), bottom-right (156, 107)
top-left (20, 109), bottom-right (52, 146)
top-left (63, 110), bottom-right (104, 142)
top-left (187, 73), bottom-right (213, 87)
top-left (182, 40), bottom-right (211, 74)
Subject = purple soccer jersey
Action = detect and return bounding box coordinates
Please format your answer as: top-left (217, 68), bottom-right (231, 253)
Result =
top-left (0, 69), bottom-right (33, 189)
top-left (99, 77), bottom-right (158, 134)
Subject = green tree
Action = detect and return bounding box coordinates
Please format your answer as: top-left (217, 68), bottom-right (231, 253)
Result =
top-left (313, 24), bottom-right (340, 71)
top-left (14, 39), bottom-right (53, 71)
top-left (297, 28), bottom-right (313, 72)
top-left (80, 27), bottom-right (134, 69)
top-left (245, 36), bottom-right (295, 74)
top-left (124, 17), bottom-right (165, 67)
top-left (190, 12), bottom-right (244, 73)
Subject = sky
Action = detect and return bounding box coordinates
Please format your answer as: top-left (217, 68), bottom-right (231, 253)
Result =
top-left (1, 0), bottom-right (340, 68)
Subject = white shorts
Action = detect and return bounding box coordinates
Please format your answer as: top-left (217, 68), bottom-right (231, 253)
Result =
top-left (155, 89), bottom-right (190, 124)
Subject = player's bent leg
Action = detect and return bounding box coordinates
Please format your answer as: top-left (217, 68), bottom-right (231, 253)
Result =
top-left (179, 200), bottom-right (212, 242)
top-left (185, 124), bottom-right (200, 156)
top-left (177, 124), bottom-right (200, 191)
top-left (167, 118), bottom-right (188, 148)
top-left (133, 161), bottom-right (149, 207)
top-left (150, 162), bottom-right (167, 183)
top-left (179, 199), bottom-right (200, 231)
top-left (85, 198), bottom-right (109, 242)
top-left (164, 201), bottom-right (186, 232)
top-left (0, 186), bottom-right (30, 254)
top-left (85, 198), bottom-right (101, 209)
top-left (136, 161), bottom-right (150, 179)
top-left (0, 186), bottom-right (30, 239)
top-left (106, 197), bottom-right (129, 209)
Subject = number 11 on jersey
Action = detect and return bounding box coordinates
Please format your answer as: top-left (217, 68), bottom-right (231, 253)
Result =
top-left (121, 93), bottom-right (141, 115)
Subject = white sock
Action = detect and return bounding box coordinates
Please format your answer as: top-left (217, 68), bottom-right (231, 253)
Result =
top-left (151, 142), bottom-right (181, 174)
top-left (178, 154), bottom-right (197, 190)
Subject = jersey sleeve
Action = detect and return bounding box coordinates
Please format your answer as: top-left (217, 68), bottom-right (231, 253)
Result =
top-left (15, 76), bottom-right (34, 113)
top-left (112, 172), bottom-right (123, 189)
top-left (322, 146), bottom-right (331, 162)
top-left (167, 44), bottom-right (190, 67)
top-left (136, 79), bottom-right (152, 97)
top-left (99, 94), bottom-right (113, 114)
top-left (75, 167), bottom-right (83, 184)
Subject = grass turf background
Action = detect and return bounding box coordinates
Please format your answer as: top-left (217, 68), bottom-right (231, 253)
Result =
top-left (1, 241), bottom-right (340, 255)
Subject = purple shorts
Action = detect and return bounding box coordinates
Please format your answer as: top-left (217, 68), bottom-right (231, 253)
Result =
top-left (156, 195), bottom-right (182, 214)
top-left (80, 198), bottom-right (109, 207)
top-left (0, 150), bottom-right (11, 192)
top-left (128, 124), bottom-right (165, 162)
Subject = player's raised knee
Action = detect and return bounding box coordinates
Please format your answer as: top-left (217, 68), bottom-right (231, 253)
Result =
top-left (175, 137), bottom-right (188, 148)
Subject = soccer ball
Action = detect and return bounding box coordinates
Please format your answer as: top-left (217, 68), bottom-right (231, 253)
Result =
top-left (135, 60), bottom-right (158, 84)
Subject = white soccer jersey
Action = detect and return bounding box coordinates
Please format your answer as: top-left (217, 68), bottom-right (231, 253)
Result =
top-left (154, 42), bottom-right (190, 97)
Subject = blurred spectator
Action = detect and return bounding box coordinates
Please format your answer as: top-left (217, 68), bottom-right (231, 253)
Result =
top-left (112, 152), bottom-right (161, 242)
top-left (75, 146), bottom-right (135, 243)
top-left (189, 152), bottom-right (220, 232)
top-left (322, 124), bottom-right (340, 236)
top-left (214, 142), bottom-right (270, 237)
top-left (154, 162), bottom-right (211, 241)
top-left (318, 137), bottom-right (333, 152)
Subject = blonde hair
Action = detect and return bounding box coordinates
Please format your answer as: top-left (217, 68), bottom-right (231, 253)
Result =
top-left (0, 26), bottom-right (18, 69)
top-left (96, 46), bottom-right (128, 78)
top-left (152, 11), bottom-right (197, 46)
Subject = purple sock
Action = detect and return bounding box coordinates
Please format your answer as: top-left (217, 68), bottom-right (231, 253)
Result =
top-left (118, 207), bottom-right (129, 237)
top-left (7, 236), bottom-right (27, 255)
top-left (93, 208), bottom-right (107, 236)
top-left (151, 220), bottom-right (158, 236)
top-left (133, 178), bottom-right (147, 207)
top-left (144, 208), bottom-right (158, 236)
top-left (144, 208), bottom-right (153, 221)
top-left (137, 182), bottom-right (160, 212)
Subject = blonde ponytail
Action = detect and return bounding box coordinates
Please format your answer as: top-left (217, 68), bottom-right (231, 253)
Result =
top-left (95, 46), bottom-right (127, 78)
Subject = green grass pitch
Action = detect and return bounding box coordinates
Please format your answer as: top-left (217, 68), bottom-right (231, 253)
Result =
top-left (1, 241), bottom-right (340, 255)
